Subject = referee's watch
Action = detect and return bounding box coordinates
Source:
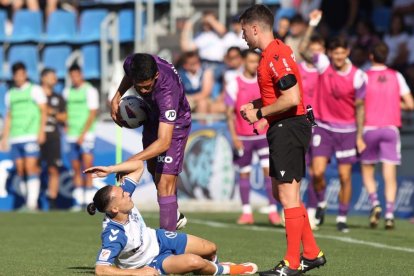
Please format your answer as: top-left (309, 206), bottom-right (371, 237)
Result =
top-left (256, 108), bottom-right (263, 120)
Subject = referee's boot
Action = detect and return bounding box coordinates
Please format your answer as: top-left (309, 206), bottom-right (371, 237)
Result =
top-left (300, 251), bottom-right (326, 273)
top-left (259, 260), bottom-right (302, 276)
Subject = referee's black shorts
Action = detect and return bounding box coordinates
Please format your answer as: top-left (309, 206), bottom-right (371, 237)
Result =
top-left (40, 136), bottom-right (62, 168)
top-left (267, 115), bottom-right (311, 183)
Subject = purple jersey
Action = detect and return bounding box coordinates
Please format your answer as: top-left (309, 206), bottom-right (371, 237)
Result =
top-left (123, 55), bottom-right (191, 137)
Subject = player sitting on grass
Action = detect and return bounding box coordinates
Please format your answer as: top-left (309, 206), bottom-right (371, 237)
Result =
top-left (84, 161), bottom-right (258, 276)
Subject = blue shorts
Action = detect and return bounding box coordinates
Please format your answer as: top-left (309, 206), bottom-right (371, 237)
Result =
top-left (10, 141), bottom-right (40, 160)
top-left (68, 140), bottom-right (95, 161)
top-left (149, 229), bottom-right (187, 275)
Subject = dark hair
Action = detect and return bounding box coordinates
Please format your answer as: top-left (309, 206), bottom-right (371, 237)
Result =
top-left (227, 46), bottom-right (242, 56)
top-left (310, 34), bottom-right (325, 47)
top-left (328, 37), bottom-right (348, 51)
top-left (11, 62), bottom-right (26, 74)
top-left (290, 14), bottom-right (305, 25)
top-left (241, 49), bottom-right (260, 59)
top-left (238, 4), bottom-right (274, 31)
top-left (370, 42), bottom-right (389, 64)
top-left (182, 51), bottom-right (200, 63)
top-left (69, 63), bottom-right (82, 72)
top-left (41, 68), bottom-right (56, 78)
top-left (130, 53), bottom-right (158, 83)
top-left (86, 185), bottom-right (114, 216)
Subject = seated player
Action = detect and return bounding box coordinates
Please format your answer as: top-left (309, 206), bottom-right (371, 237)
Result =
top-left (84, 161), bottom-right (258, 276)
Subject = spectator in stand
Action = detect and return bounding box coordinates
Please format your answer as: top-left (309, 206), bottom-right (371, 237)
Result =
top-left (361, 42), bottom-right (414, 230)
top-left (319, 0), bottom-right (359, 37)
top-left (180, 11), bottom-right (227, 64)
top-left (178, 51), bottom-right (214, 114)
top-left (298, 0), bottom-right (322, 21)
top-left (63, 64), bottom-right (99, 211)
top-left (274, 16), bottom-right (290, 42)
top-left (225, 49), bottom-right (282, 226)
top-left (222, 14), bottom-right (248, 51)
top-left (350, 45), bottom-right (371, 72)
top-left (0, 62), bottom-right (47, 211)
top-left (393, 0), bottom-right (414, 32)
top-left (384, 14), bottom-right (410, 69)
top-left (39, 68), bottom-right (66, 210)
top-left (285, 14), bottom-right (308, 62)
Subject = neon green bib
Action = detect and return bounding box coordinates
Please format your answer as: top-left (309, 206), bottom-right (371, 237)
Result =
top-left (67, 83), bottom-right (96, 137)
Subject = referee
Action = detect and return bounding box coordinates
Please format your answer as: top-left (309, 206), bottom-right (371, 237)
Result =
top-left (239, 5), bottom-right (325, 276)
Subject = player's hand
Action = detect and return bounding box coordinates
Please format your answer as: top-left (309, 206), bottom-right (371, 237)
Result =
top-left (356, 136), bottom-right (366, 154)
top-left (232, 137), bottom-right (243, 152)
top-left (240, 102), bottom-right (254, 113)
top-left (110, 92), bottom-right (124, 127)
top-left (256, 119), bottom-right (268, 131)
top-left (309, 9), bottom-right (322, 27)
top-left (0, 138), bottom-right (8, 152)
top-left (243, 108), bottom-right (260, 124)
top-left (77, 135), bottom-right (85, 146)
top-left (84, 166), bottom-right (113, 178)
top-left (38, 131), bottom-right (46, 145)
top-left (134, 266), bottom-right (159, 276)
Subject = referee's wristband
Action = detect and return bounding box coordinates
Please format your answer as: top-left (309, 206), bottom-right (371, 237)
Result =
top-left (256, 108), bottom-right (263, 120)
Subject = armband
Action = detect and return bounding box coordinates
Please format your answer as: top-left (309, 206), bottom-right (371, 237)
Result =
top-left (277, 74), bottom-right (297, 91)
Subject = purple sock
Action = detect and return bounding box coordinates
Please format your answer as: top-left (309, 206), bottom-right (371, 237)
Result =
top-left (316, 188), bottom-right (326, 203)
top-left (265, 176), bottom-right (276, 205)
top-left (338, 203), bottom-right (349, 217)
top-left (158, 195), bottom-right (178, 231)
top-left (307, 182), bottom-right (318, 208)
top-left (239, 178), bottom-right (250, 205)
top-left (386, 201), bottom-right (395, 216)
top-left (368, 192), bottom-right (380, 207)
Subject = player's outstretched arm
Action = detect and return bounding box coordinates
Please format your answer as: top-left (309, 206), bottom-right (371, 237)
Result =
top-left (84, 160), bottom-right (145, 182)
top-left (298, 9), bottom-right (322, 63)
top-left (95, 264), bottom-right (159, 276)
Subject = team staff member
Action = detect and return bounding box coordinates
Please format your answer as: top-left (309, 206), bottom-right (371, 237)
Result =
top-left (238, 5), bottom-right (325, 276)
top-left (110, 53), bottom-right (191, 231)
top-left (40, 68), bottom-right (66, 209)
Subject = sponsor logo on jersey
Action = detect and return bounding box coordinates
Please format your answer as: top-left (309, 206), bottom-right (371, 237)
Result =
top-left (158, 155), bottom-right (173, 164)
top-left (99, 249), bottom-right (111, 261)
top-left (164, 231), bottom-right (177, 239)
top-left (165, 110), bottom-right (177, 121)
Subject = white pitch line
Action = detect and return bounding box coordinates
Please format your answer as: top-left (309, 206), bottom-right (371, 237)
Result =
top-left (188, 218), bottom-right (414, 254)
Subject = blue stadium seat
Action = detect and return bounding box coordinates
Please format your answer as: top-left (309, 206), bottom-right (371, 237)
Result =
top-left (0, 48), bottom-right (4, 80)
top-left (371, 6), bottom-right (391, 34)
top-left (262, 0), bottom-right (280, 4)
top-left (0, 82), bottom-right (8, 118)
top-left (81, 44), bottom-right (100, 79)
top-left (8, 10), bottom-right (43, 43)
top-left (43, 10), bottom-right (77, 43)
top-left (118, 9), bottom-right (146, 42)
top-left (43, 46), bottom-right (72, 79)
top-left (8, 45), bottom-right (40, 83)
top-left (74, 9), bottom-right (108, 43)
top-left (0, 10), bottom-right (6, 42)
top-left (54, 81), bottom-right (64, 94)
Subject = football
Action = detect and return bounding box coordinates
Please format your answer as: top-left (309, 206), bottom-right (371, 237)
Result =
top-left (118, 95), bottom-right (148, 128)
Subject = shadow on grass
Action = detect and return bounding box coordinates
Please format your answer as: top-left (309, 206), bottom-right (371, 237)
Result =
top-left (67, 267), bottom-right (95, 274)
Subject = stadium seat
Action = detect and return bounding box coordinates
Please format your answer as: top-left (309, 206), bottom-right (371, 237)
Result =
top-left (262, 0), bottom-right (280, 4)
top-left (8, 10), bottom-right (43, 43)
top-left (43, 10), bottom-right (77, 43)
top-left (371, 6), bottom-right (391, 34)
top-left (118, 9), bottom-right (146, 43)
top-left (0, 48), bottom-right (4, 80)
top-left (81, 44), bottom-right (101, 79)
top-left (74, 9), bottom-right (109, 43)
top-left (0, 10), bottom-right (6, 42)
top-left (8, 45), bottom-right (40, 83)
top-left (0, 82), bottom-right (7, 118)
top-left (43, 46), bottom-right (72, 79)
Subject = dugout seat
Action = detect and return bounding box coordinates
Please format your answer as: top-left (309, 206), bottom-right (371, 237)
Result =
top-left (7, 45), bottom-right (40, 83)
top-left (8, 10), bottom-right (43, 43)
top-left (81, 44), bottom-right (101, 79)
top-left (43, 10), bottom-right (77, 43)
top-left (43, 46), bottom-right (72, 79)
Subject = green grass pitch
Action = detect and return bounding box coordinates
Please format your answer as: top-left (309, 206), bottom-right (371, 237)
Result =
top-left (1, 211), bottom-right (413, 275)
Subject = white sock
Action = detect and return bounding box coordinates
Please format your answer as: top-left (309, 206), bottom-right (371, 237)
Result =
top-left (336, 215), bottom-right (347, 223)
top-left (268, 204), bottom-right (277, 213)
top-left (85, 187), bottom-right (96, 204)
top-left (385, 212), bottom-right (394, 220)
top-left (307, 208), bottom-right (317, 219)
top-left (72, 187), bottom-right (84, 206)
top-left (26, 176), bottom-right (40, 210)
top-left (221, 264), bottom-right (230, 274)
top-left (242, 204), bottom-right (252, 214)
top-left (318, 201), bottom-right (327, 209)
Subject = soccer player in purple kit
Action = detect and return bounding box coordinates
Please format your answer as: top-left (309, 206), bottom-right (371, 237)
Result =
top-left (361, 42), bottom-right (414, 230)
top-left (110, 53), bottom-right (191, 231)
top-left (300, 10), bottom-right (368, 233)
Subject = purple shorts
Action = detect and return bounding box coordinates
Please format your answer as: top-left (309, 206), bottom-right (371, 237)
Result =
top-left (360, 127), bottom-right (400, 165)
top-left (311, 126), bottom-right (357, 164)
top-left (143, 125), bottom-right (191, 175)
top-left (234, 136), bottom-right (269, 173)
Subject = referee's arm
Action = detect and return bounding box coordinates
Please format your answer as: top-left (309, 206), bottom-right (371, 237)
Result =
top-left (260, 81), bottom-right (301, 117)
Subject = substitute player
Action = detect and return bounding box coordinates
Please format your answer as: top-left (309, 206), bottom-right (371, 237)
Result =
top-left (84, 161), bottom-right (258, 276)
top-left (225, 49), bottom-right (281, 225)
top-left (361, 42), bottom-right (414, 229)
top-left (64, 64), bottom-right (99, 210)
top-left (110, 54), bottom-right (191, 231)
top-left (238, 5), bottom-right (325, 275)
top-left (300, 11), bottom-right (367, 233)
top-left (0, 62), bottom-right (47, 211)
top-left (40, 68), bottom-right (66, 209)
